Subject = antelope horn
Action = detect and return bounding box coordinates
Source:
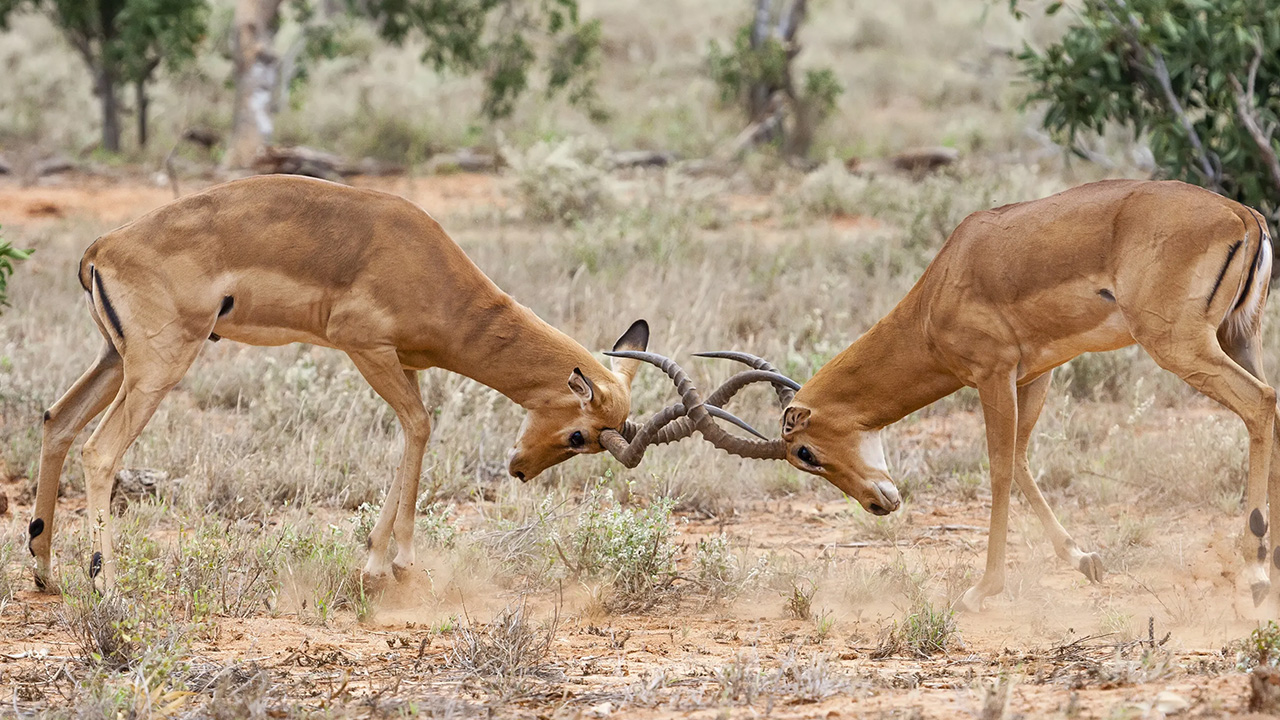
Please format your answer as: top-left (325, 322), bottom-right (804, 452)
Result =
top-left (604, 350), bottom-right (789, 461)
top-left (599, 354), bottom-right (768, 469)
top-left (616, 405), bottom-right (766, 443)
top-left (693, 350), bottom-right (799, 407)
top-left (637, 350), bottom-right (801, 447)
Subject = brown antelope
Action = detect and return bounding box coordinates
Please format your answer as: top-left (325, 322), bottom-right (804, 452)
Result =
top-left (29, 174), bottom-right (785, 593)
top-left (616, 179), bottom-right (1278, 611)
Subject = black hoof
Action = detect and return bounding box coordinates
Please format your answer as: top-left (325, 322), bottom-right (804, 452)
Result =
top-left (1252, 508), bottom-right (1268, 538)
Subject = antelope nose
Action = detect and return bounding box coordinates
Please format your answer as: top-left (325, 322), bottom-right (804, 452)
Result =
top-left (875, 480), bottom-right (902, 511)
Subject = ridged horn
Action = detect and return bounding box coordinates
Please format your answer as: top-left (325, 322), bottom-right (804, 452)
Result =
top-left (604, 350), bottom-right (789, 461)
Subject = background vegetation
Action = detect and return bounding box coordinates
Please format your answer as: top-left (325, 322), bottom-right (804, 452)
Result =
top-left (1, 0), bottom-right (1277, 717)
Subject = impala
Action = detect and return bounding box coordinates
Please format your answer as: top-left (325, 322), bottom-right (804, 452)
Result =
top-left (28, 174), bottom-right (787, 593)
top-left (617, 179), bottom-right (1277, 611)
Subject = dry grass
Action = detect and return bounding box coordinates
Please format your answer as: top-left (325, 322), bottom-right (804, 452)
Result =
top-left (0, 1), bottom-right (1274, 717)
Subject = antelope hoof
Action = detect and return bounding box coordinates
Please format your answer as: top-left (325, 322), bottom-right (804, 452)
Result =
top-left (956, 586), bottom-right (987, 614)
top-left (1253, 582), bottom-right (1271, 607)
top-left (32, 566), bottom-right (55, 594)
top-left (1078, 553), bottom-right (1104, 584)
top-left (360, 568), bottom-right (393, 592)
top-left (391, 562), bottom-right (414, 583)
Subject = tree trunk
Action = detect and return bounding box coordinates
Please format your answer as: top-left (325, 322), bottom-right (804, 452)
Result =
top-left (98, 64), bottom-right (121, 153)
top-left (227, 0), bottom-right (285, 169)
top-left (135, 80), bottom-right (149, 148)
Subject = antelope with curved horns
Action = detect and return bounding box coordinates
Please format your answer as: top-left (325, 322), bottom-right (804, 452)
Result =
top-left (29, 174), bottom-right (724, 592)
top-left (641, 179), bottom-right (1278, 612)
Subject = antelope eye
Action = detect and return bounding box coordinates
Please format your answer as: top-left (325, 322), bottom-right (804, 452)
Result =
top-left (569, 431), bottom-right (586, 448)
top-left (797, 446), bottom-right (818, 466)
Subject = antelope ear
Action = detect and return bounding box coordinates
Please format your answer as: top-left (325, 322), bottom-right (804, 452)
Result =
top-left (609, 319), bottom-right (649, 388)
top-left (781, 406), bottom-right (811, 439)
top-left (568, 367), bottom-right (595, 404)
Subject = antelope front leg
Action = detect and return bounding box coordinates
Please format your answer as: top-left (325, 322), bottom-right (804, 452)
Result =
top-left (348, 356), bottom-right (431, 582)
top-left (958, 372), bottom-right (1018, 613)
top-left (1012, 371), bottom-right (1103, 583)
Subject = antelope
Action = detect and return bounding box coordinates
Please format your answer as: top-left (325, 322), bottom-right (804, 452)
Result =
top-left (616, 179), bottom-right (1278, 611)
top-left (28, 174), bottom-right (788, 593)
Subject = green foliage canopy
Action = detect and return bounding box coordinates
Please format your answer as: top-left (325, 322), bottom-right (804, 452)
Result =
top-left (299, 0), bottom-right (605, 121)
top-left (1015, 0), bottom-right (1280, 224)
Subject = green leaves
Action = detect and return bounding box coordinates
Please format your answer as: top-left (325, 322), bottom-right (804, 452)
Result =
top-left (352, 0), bottom-right (603, 121)
top-left (0, 230), bottom-right (33, 311)
top-left (1017, 0), bottom-right (1280, 224)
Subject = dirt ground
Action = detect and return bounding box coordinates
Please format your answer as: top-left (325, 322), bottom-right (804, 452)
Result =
top-left (2, 173), bottom-right (1279, 719)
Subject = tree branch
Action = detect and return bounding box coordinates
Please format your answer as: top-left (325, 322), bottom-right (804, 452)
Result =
top-left (1105, 0), bottom-right (1220, 189)
top-left (1229, 46), bottom-right (1280, 200)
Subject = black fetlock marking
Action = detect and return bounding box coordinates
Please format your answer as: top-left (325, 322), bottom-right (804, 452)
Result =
top-left (1260, 544), bottom-right (1269, 563)
top-left (89, 551), bottom-right (102, 580)
top-left (28, 518), bottom-right (44, 556)
top-left (43, 409), bottom-right (50, 423)
top-left (1251, 508), bottom-right (1268, 538)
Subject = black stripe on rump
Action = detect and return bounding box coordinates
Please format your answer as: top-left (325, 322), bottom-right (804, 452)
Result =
top-left (92, 266), bottom-right (126, 342)
top-left (1234, 226), bottom-right (1265, 312)
top-left (1206, 240), bottom-right (1242, 311)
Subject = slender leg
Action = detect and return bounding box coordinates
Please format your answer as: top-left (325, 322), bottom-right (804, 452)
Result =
top-left (30, 342), bottom-right (124, 590)
top-left (1010, 370), bottom-right (1104, 582)
top-left (80, 344), bottom-right (201, 592)
top-left (1144, 333), bottom-right (1276, 605)
top-left (349, 351), bottom-right (431, 580)
top-left (1219, 331), bottom-right (1279, 605)
top-left (958, 370), bottom-right (1019, 613)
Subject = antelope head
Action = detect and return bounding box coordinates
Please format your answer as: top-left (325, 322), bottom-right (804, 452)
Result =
top-left (776, 401), bottom-right (901, 516)
top-left (506, 320), bottom-right (651, 481)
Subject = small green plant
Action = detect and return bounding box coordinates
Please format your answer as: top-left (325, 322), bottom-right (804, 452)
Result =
top-left (279, 524), bottom-right (361, 625)
top-left (812, 609), bottom-right (835, 645)
top-left (874, 599), bottom-right (958, 658)
top-left (0, 231), bottom-right (33, 310)
top-left (555, 483), bottom-right (678, 611)
top-left (694, 534), bottom-right (741, 602)
top-left (783, 577), bottom-right (816, 621)
top-left (415, 501), bottom-right (459, 548)
top-left (1236, 621), bottom-right (1280, 669)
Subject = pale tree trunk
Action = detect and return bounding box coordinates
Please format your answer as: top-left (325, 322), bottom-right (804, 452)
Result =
top-left (228, 0), bottom-right (285, 169)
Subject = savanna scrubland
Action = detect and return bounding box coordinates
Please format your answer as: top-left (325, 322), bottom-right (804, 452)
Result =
top-left (2, 0), bottom-right (1278, 717)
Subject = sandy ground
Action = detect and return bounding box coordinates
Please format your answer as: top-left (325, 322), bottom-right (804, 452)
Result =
top-left (2, 173), bottom-right (1278, 718)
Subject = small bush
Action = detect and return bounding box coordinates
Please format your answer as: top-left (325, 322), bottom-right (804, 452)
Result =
top-left (450, 602), bottom-right (559, 701)
top-left (0, 231), bottom-right (33, 310)
top-left (503, 136), bottom-right (615, 224)
top-left (874, 599), bottom-right (958, 658)
top-left (415, 501), bottom-right (459, 549)
top-left (783, 577), bottom-right (817, 620)
top-left (555, 484), bottom-right (678, 611)
top-left (1236, 621), bottom-right (1280, 670)
top-left (278, 523), bottom-right (365, 625)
